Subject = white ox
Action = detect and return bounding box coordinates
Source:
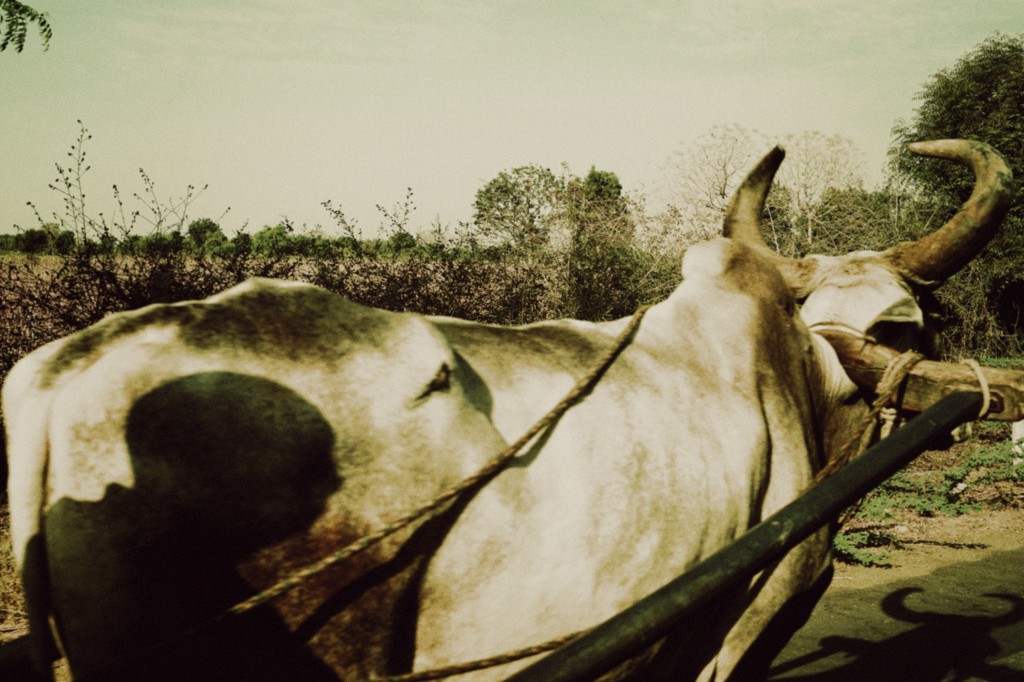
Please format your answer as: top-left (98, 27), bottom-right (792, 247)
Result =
top-left (3, 141), bottom-right (1012, 681)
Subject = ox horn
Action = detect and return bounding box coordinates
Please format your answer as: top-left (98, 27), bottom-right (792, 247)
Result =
top-left (723, 145), bottom-right (817, 295)
top-left (885, 140), bottom-right (1013, 287)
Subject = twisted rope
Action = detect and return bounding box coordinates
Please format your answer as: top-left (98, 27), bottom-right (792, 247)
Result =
top-left (815, 349), bottom-right (925, 484)
top-left (814, 348), bottom-right (924, 532)
top-left (108, 305), bottom-right (651, 678)
top-left (220, 304), bottom-right (651, 623)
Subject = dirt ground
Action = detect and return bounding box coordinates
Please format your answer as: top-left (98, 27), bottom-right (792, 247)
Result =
top-left (769, 508), bottom-right (1024, 681)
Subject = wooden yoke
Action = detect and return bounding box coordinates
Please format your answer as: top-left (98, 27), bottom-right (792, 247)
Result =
top-left (819, 329), bottom-right (1024, 422)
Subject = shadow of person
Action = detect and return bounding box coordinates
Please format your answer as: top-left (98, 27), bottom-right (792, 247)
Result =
top-left (768, 586), bottom-right (1024, 681)
top-left (42, 371), bottom-right (342, 681)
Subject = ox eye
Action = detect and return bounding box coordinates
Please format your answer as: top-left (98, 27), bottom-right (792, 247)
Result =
top-left (417, 363), bottom-right (451, 400)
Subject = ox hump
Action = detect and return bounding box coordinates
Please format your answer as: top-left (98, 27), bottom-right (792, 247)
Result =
top-left (680, 238), bottom-right (794, 314)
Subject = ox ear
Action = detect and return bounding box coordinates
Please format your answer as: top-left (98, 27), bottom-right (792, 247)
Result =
top-left (864, 296), bottom-right (925, 350)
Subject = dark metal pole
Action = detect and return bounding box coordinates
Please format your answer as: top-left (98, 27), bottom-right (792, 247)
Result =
top-left (508, 392), bottom-right (983, 682)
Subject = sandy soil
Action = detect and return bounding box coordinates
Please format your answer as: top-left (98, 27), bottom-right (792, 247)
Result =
top-left (770, 508), bottom-right (1024, 680)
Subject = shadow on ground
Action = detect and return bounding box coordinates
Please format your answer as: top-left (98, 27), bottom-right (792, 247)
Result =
top-left (769, 545), bottom-right (1024, 680)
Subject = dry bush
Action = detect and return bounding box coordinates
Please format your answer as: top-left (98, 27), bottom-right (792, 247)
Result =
top-left (307, 254), bottom-right (562, 325)
top-left (935, 265), bottom-right (1024, 360)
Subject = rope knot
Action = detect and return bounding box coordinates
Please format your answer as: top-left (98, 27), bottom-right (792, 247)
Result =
top-left (816, 349), bottom-right (923, 484)
top-left (874, 350), bottom-right (925, 408)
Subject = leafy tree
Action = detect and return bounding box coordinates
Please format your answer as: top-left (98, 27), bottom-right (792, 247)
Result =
top-left (0, 0), bottom-right (51, 52)
top-left (187, 218), bottom-right (226, 254)
top-left (386, 230), bottom-right (417, 253)
top-left (4, 223), bottom-right (73, 254)
top-left (890, 34), bottom-right (1024, 199)
top-left (251, 223), bottom-right (294, 255)
top-left (140, 231), bottom-right (184, 257)
top-left (14, 227), bottom-right (49, 254)
top-left (93, 230), bottom-right (118, 255)
top-left (48, 226), bottom-right (75, 254)
top-left (206, 234), bottom-right (234, 257)
top-left (890, 33), bottom-right (1024, 355)
top-left (576, 168), bottom-right (624, 208)
top-left (232, 231), bottom-right (253, 255)
top-left (562, 167), bottom-right (641, 319)
top-left (117, 234), bottom-right (145, 256)
top-left (473, 165), bottom-right (564, 249)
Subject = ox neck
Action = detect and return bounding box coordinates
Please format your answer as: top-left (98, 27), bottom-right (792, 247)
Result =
top-left (806, 330), bottom-right (872, 473)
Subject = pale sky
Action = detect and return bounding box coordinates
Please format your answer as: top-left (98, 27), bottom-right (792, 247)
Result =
top-left (1, 1), bottom-right (1021, 237)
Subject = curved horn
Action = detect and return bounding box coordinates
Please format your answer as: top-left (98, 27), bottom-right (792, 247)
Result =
top-left (723, 146), bottom-right (817, 295)
top-left (886, 140), bottom-right (1013, 286)
top-left (723, 146), bottom-right (786, 243)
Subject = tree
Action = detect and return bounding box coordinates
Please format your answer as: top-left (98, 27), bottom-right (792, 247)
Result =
top-left (6, 223), bottom-right (74, 254)
top-left (665, 125), bottom-right (863, 254)
top-left (140, 231), bottom-right (184, 257)
top-left (889, 33), bottom-right (1024, 355)
top-left (665, 124), bottom-right (768, 242)
top-left (473, 165), bottom-right (564, 249)
top-left (14, 227), bottom-right (49, 254)
top-left (1, 0), bottom-right (51, 52)
top-left (890, 34), bottom-right (1024, 200)
top-left (187, 218), bottom-right (226, 254)
top-left (467, 162), bottom-right (656, 320)
top-left (783, 186), bottom-right (940, 258)
top-left (776, 131), bottom-right (863, 244)
top-left (562, 167), bottom-right (640, 320)
top-left (232, 231), bottom-right (253, 255)
top-left (386, 230), bottom-right (417, 253)
top-left (252, 223), bottom-right (294, 255)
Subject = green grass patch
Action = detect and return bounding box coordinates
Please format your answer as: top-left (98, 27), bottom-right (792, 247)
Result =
top-left (835, 437), bottom-right (1024, 565)
top-left (832, 529), bottom-right (895, 567)
top-left (855, 470), bottom-right (982, 520)
top-left (979, 356), bottom-right (1024, 369)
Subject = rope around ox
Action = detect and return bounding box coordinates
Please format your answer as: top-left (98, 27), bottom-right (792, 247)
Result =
top-left (388, 339), bottom-right (997, 681)
top-left (380, 342), bottom-right (952, 681)
top-left (113, 313), bottom-right (993, 680)
top-left (104, 305), bottom-right (652, 679)
top-left (223, 304), bottom-right (653, 623)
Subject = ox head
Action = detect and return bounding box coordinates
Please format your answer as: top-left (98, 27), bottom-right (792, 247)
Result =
top-left (721, 140), bottom-right (1013, 351)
